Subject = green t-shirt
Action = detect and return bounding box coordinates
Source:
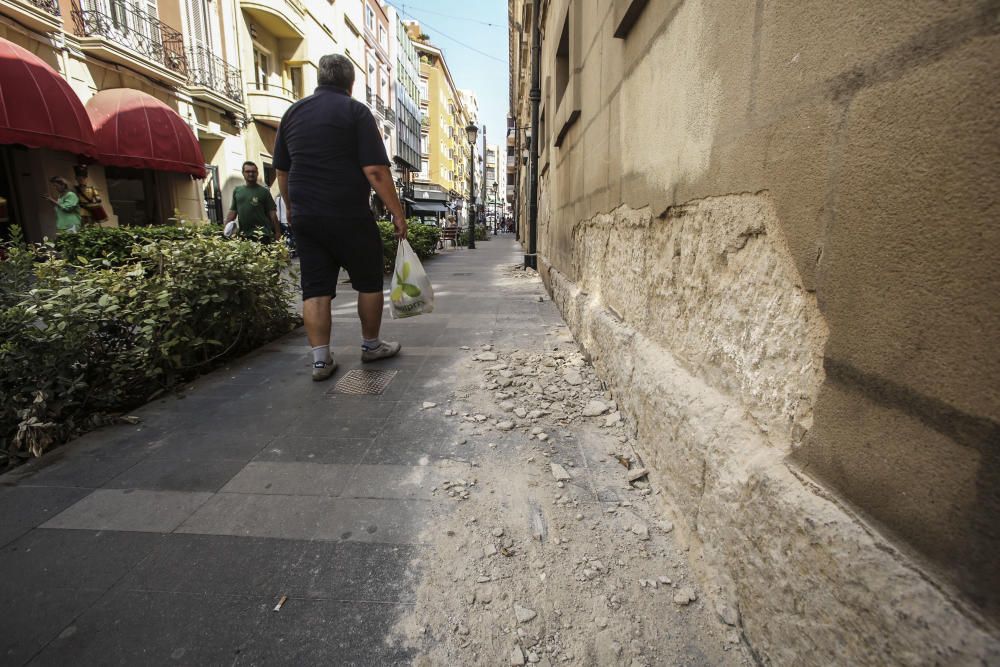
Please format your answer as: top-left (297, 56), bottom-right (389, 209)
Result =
top-left (54, 191), bottom-right (81, 232)
top-left (230, 184), bottom-right (275, 238)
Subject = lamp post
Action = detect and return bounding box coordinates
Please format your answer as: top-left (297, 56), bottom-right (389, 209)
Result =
top-left (490, 181), bottom-right (498, 234)
top-left (465, 123), bottom-right (478, 249)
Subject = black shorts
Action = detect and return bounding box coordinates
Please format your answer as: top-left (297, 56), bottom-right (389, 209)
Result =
top-left (292, 214), bottom-right (384, 299)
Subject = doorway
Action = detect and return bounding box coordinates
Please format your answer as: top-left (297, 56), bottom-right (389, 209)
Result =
top-left (106, 166), bottom-right (160, 226)
top-left (0, 147), bottom-right (19, 242)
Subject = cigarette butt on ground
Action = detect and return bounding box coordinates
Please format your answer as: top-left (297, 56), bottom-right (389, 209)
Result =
top-left (273, 595), bottom-right (288, 612)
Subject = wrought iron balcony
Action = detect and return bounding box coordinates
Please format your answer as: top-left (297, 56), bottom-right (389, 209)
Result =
top-left (28, 0), bottom-right (59, 16)
top-left (366, 86), bottom-right (372, 105)
top-left (72, 0), bottom-right (187, 76)
top-left (187, 44), bottom-right (243, 105)
top-left (375, 96), bottom-right (385, 117)
top-left (384, 107), bottom-right (395, 124)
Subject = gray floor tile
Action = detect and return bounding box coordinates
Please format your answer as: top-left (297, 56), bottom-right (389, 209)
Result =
top-left (144, 428), bottom-right (276, 461)
top-left (42, 490), bottom-right (213, 533)
top-left (103, 457), bottom-right (247, 492)
top-left (220, 462), bottom-right (352, 496)
top-left (339, 463), bottom-right (473, 500)
top-left (8, 453), bottom-right (146, 489)
top-left (177, 494), bottom-right (430, 544)
top-left (285, 416), bottom-right (386, 438)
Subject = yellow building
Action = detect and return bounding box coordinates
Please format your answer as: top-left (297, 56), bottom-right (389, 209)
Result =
top-left (408, 25), bottom-right (472, 211)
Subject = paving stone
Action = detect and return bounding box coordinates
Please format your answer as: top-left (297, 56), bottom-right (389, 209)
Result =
top-left (42, 490), bottom-right (213, 533)
top-left (177, 494), bottom-right (429, 544)
top-left (252, 436), bottom-right (375, 465)
top-left (0, 486), bottom-right (91, 548)
top-left (103, 457), bottom-right (247, 492)
top-left (220, 462), bottom-right (352, 496)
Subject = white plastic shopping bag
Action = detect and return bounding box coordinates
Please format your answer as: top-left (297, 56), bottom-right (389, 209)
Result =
top-left (389, 239), bottom-right (434, 319)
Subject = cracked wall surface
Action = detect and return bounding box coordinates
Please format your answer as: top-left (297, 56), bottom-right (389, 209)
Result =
top-left (513, 0), bottom-right (1000, 661)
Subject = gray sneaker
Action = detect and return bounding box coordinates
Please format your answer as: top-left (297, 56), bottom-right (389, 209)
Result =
top-left (361, 341), bottom-right (401, 363)
top-left (312, 357), bottom-right (338, 381)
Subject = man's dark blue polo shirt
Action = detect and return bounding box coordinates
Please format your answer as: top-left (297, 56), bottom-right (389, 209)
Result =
top-left (272, 85), bottom-right (390, 218)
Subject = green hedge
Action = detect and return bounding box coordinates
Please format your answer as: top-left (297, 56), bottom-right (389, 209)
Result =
top-left (376, 219), bottom-right (441, 273)
top-left (0, 228), bottom-right (299, 463)
top-left (55, 224), bottom-right (222, 264)
top-left (458, 224), bottom-right (489, 246)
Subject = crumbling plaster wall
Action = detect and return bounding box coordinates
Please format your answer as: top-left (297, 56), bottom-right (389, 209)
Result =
top-left (529, 0), bottom-right (1000, 661)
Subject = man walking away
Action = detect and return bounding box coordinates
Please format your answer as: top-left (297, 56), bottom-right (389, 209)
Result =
top-left (273, 53), bottom-right (408, 381)
top-left (225, 162), bottom-right (281, 242)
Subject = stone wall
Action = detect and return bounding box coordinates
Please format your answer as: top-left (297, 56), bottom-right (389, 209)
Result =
top-left (517, 0), bottom-right (1000, 661)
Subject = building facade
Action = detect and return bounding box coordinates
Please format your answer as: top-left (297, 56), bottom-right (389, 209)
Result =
top-left (387, 6), bottom-right (421, 189)
top-left (408, 24), bottom-right (473, 221)
top-left (509, 0), bottom-right (1000, 663)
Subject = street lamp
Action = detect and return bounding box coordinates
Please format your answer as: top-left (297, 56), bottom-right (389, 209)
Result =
top-left (490, 181), bottom-right (498, 234)
top-left (465, 123), bottom-right (478, 249)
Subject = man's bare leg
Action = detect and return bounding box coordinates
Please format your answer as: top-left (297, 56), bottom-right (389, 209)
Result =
top-left (357, 291), bottom-right (383, 340)
top-left (303, 295), bottom-right (333, 347)
top-left (358, 290), bottom-right (400, 361)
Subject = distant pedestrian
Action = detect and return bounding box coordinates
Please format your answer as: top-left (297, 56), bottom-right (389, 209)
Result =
top-left (273, 53), bottom-right (407, 381)
top-left (224, 162), bottom-right (281, 242)
top-left (73, 164), bottom-right (107, 227)
top-left (43, 177), bottom-right (80, 235)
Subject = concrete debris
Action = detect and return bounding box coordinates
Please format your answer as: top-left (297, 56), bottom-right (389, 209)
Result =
top-left (421, 401), bottom-right (437, 410)
top-left (604, 411), bottom-right (622, 427)
top-left (632, 524), bottom-right (650, 540)
top-left (716, 603), bottom-right (739, 626)
top-left (514, 407), bottom-right (528, 418)
top-left (673, 587), bottom-right (698, 606)
top-left (596, 616), bottom-right (609, 629)
top-left (493, 527), bottom-right (505, 538)
top-left (563, 370), bottom-right (583, 386)
top-left (498, 421), bottom-right (516, 431)
top-left (582, 400), bottom-right (609, 417)
top-left (659, 520), bottom-right (674, 533)
top-left (484, 544), bottom-right (498, 557)
top-left (514, 604), bottom-right (537, 624)
top-left (550, 463), bottom-right (572, 481)
top-left (627, 467), bottom-right (649, 483)
top-left (475, 352), bottom-right (499, 362)
top-left (511, 645), bottom-right (526, 666)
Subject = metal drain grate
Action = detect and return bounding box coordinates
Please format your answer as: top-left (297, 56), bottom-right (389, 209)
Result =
top-left (330, 369), bottom-right (398, 395)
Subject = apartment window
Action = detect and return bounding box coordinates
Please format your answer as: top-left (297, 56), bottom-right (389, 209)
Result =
top-left (365, 5), bottom-right (374, 30)
top-left (185, 0), bottom-right (211, 50)
top-left (378, 25), bottom-right (387, 50)
top-left (555, 15), bottom-right (570, 108)
top-left (613, 0), bottom-right (649, 39)
top-left (288, 65), bottom-right (303, 99)
top-left (253, 46), bottom-right (269, 91)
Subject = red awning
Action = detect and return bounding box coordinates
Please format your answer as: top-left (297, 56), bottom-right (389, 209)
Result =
top-left (0, 37), bottom-right (96, 157)
top-left (86, 88), bottom-right (206, 178)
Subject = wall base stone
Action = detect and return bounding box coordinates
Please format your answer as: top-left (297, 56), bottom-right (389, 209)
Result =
top-left (541, 261), bottom-right (1000, 666)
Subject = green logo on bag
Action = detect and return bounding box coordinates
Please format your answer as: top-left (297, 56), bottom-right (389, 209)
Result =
top-left (391, 261), bottom-right (422, 303)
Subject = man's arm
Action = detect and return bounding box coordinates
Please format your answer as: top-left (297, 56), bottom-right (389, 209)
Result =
top-left (277, 170), bottom-right (290, 221)
top-left (363, 165), bottom-right (407, 240)
top-left (269, 209), bottom-right (281, 240)
top-left (224, 189), bottom-right (237, 223)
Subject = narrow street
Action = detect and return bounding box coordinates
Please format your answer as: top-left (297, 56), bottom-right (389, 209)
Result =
top-left (0, 237), bottom-right (748, 666)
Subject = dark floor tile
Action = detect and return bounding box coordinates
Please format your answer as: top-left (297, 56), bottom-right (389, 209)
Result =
top-left (103, 457), bottom-right (247, 492)
top-left (285, 416), bottom-right (386, 438)
top-left (146, 428), bottom-right (277, 461)
top-left (8, 452), bottom-right (146, 489)
top-left (0, 486), bottom-right (92, 548)
top-left (29, 590), bottom-right (264, 667)
top-left (120, 534), bottom-right (420, 603)
top-left (253, 436), bottom-right (373, 465)
top-left (2, 588), bottom-right (104, 666)
top-left (243, 599), bottom-right (414, 665)
top-left (0, 529), bottom-right (163, 595)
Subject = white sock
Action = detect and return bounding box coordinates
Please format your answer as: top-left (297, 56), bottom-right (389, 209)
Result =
top-left (362, 338), bottom-right (381, 350)
top-left (312, 345), bottom-right (331, 364)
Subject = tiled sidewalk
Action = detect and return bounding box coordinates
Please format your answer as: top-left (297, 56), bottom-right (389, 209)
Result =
top-left (0, 235), bottom-right (544, 665)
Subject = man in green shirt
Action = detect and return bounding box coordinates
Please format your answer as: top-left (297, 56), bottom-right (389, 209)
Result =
top-left (43, 177), bottom-right (81, 234)
top-left (224, 161), bottom-right (281, 242)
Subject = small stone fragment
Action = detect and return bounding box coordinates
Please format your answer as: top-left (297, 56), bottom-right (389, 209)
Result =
top-left (476, 352), bottom-right (499, 362)
top-left (563, 370), bottom-right (583, 386)
top-left (484, 543), bottom-right (498, 557)
top-left (538, 433), bottom-right (549, 442)
top-left (550, 463), bottom-right (572, 481)
top-left (511, 645), bottom-right (526, 666)
top-left (631, 524), bottom-right (650, 540)
top-left (716, 603), bottom-right (739, 626)
top-left (498, 421), bottom-right (516, 431)
top-left (595, 616), bottom-right (609, 629)
top-left (627, 468), bottom-right (649, 483)
top-left (514, 407), bottom-right (528, 418)
top-left (673, 586), bottom-right (698, 605)
top-left (421, 401), bottom-right (437, 410)
top-left (582, 400), bottom-right (609, 417)
top-left (514, 604), bottom-right (537, 624)
top-left (493, 527), bottom-right (505, 538)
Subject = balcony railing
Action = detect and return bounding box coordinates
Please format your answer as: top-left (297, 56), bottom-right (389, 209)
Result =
top-left (366, 86), bottom-right (372, 105)
top-left (375, 96), bottom-right (385, 117)
top-left (72, 0), bottom-right (187, 76)
top-left (27, 0), bottom-right (60, 16)
top-left (384, 107), bottom-right (395, 124)
top-left (187, 44), bottom-right (242, 105)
